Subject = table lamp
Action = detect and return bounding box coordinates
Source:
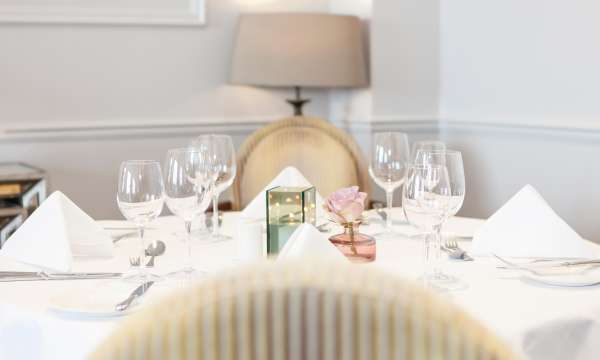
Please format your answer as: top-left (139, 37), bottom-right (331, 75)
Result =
top-left (230, 13), bottom-right (368, 116)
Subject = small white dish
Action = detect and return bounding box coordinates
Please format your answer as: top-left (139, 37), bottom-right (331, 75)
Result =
top-left (48, 283), bottom-right (144, 318)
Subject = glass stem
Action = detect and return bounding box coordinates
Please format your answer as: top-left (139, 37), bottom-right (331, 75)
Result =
top-left (432, 224), bottom-right (442, 276)
top-left (185, 220), bottom-right (192, 272)
top-left (385, 190), bottom-right (393, 231)
top-left (212, 193), bottom-right (219, 237)
top-left (138, 225), bottom-right (147, 279)
top-left (423, 231), bottom-right (434, 285)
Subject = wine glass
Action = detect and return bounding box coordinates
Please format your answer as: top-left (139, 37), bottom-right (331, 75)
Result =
top-left (415, 150), bottom-right (465, 219)
top-left (117, 160), bottom-right (165, 282)
top-left (402, 163), bottom-right (454, 289)
top-left (190, 134), bottom-right (236, 242)
top-left (368, 132), bottom-right (410, 238)
top-left (411, 140), bottom-right (446, 164)
top-left (164, 148), bottom-right (214, 279)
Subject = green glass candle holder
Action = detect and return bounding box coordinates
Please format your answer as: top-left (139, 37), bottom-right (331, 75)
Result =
top-left (266, 186), bottom-right (316, 254)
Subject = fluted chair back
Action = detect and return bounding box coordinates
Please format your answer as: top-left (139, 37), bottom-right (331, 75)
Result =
top-left (233, 116), bottom-right (370, 210)
top-left (90, 262), bottom-right (522, 360)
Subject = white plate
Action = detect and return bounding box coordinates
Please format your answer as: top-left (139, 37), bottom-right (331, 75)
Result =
top-left (49, 283), bottom-right (143, 318)
top-left (523, 267), bottom-right (600, 287)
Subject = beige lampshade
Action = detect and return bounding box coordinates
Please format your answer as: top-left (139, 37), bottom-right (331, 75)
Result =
top-left (230, 13), bottom-right (368, 88)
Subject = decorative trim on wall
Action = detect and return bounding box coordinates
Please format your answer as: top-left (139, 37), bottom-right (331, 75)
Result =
top-left (0, 117), bottom-right (279, 142)
top-left (440, 119), bottom-right (600, 141)
top-left (3, 116), bottom-right (598, 143)
top-left (0, 0), bottom-right (205, 26)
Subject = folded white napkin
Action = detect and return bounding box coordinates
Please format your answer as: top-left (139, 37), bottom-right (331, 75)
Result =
top-left (240, 166), bottom-right (324, 221)
top-left (0, 191), bottom-right (114, 272)
top-left (277, 223), bottom-right (347, 262)
top-left (472, 185), bottom-right (595, 258)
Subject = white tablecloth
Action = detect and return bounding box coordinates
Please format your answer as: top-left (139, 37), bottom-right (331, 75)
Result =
top-left (1, 209), bottom-right (599, 360)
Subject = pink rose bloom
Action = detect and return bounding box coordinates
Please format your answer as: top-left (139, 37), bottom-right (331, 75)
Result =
top-left (324, 186), bottom-right (367, 224)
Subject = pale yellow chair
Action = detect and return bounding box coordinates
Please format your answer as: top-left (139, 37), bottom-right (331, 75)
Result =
top-left (90, 262), bottom-right (522, 360)
top-left (233, 116), bottom-right (371, 210)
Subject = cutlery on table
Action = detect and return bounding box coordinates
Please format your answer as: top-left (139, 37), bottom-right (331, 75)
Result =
top-left (112, 231), bottom-right (138, 243)
top-left (129, 257), bottom-right (141, 267)
top-left (494, 255), bottom-right (554, 276)
top-left (0, 271), bottom-right (122, 282)
top-left (442, 239), bottom-right (473, 261)
top-left (109, 227), bottom-right (158, 244)
top-left (495, 255), bottom-right (600, 270)
top-left (316, 223), bottom-right (330, 233)
top-left (115, 281), bottom-right (154, 312)
top-left (145, 240), bottom-right (166, 267)
top-left (539, 259), bottom-right (600, 267)
top-left (205, 214), bottom-right (223, 229)
top-left (103, 226), bottom-right (157, 231)
top-left (372, 203), bottom-right (387, 221)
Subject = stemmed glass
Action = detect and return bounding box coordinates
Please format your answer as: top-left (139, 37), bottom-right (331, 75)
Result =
top-left (411, 140), bottom-right (446, 164)
top-left (164, 148), bottom-right (214, 279)
top-left (117, 160), bottom-right (165, 282)
top-left (402, 163), bottom-right (453, 289)
top-left (416, 150), bottom-right (466, 230)
top-left (368, 132), bottom-right (410, 238)
top-left (190, 134), bottom-right (236, 242)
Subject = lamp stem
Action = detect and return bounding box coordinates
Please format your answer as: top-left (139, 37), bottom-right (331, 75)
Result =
top-left (286, 86), bottom-right (310, 116)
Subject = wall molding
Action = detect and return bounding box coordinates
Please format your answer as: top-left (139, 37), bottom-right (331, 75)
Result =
top-left (2, 116), bottom-right (599, 143)
top-left (440, 119), bottom-right (600, 141)
top-left (0, 117), bottom-right (279, 143)
top-left (0, 0), bottom-right (205, 26)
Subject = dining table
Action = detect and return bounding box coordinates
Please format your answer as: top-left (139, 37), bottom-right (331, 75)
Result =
top-left (0, 208), bottom-right (599, 360)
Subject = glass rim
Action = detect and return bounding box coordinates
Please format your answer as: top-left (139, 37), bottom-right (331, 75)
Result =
top-left (413, 140), bottom-right (445, 144)
top-left (168, 147), bottom-right (201, 153)
top-left (415, 149), bottom-right (462, 155)
top-left (193, 134), bottom-right (233, 140)
top-left (405, 163), bottom-right (446, 169)
top-left (120, 160), bottom-right (160, 164)
top-left (373, 131), bottom-right (409, 137)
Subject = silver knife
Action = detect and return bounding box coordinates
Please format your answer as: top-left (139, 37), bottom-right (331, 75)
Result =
top-left (0, 271), bottom-right (122, 282)
top-left (115, 281), bottom-right (154, 312)
top-left (540, 259), bottom-right (600, 267)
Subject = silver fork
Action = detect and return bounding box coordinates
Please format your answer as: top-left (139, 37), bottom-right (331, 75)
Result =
top-left (129, 257), bottom-right (140, 267)
top-left (145, 256), bottom-right (155, 267)
top-left (443, 239), bottom-right (473, 261)
top-left (113, 231), bottom-right (137, 244)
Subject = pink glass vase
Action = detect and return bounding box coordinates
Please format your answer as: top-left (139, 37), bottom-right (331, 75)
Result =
top-left (329, 222), bottom-right (376, 263)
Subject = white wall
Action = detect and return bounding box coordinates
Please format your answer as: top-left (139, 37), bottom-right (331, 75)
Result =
top-left (440, 0), bottom-right (600, 127)
top-left (0, 0), bottom-right (331, 130)
top-left (438, 0), bottom-right (600, 242)
top-left (3, 0), bottom-right (600, 243)
top-left (0, 0), bottom-right (335, 218)
top-left (370, 0), bottom-right (439, 120)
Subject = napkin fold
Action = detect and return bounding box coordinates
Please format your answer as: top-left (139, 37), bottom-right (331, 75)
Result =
top-left (472, 185), bottom-right (595, 258)
top-left (0, 191), bottom-right (114, 272)
top-left (240, 166), bottom-right (324, 220)
top-left (277, 223), bottom-right (347, 262)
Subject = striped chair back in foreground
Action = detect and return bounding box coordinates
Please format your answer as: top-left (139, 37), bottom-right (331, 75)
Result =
top-left (89, 262), bottom-right (521, 360)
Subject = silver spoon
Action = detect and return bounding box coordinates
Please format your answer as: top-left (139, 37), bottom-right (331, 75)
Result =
top-left (145, 240), bottom-right (166, 267)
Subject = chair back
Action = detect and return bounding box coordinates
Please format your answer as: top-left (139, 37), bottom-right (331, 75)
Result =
top-left (233, 116), bottom-right (370, 210)
top-left (90, 262), bottom-right (522, 360)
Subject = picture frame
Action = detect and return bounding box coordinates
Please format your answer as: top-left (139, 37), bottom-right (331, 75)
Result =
top-left (0, 0), bottom-right (205, 26)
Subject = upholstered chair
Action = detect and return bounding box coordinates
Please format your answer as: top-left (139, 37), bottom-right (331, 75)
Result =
top-left (232, 116), bottom-right (370, 210)
top-left (90, 262), bottom-right (522, 360)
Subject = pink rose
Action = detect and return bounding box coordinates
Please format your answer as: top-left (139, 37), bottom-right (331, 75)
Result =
top-left (323, 186), bottom-right (367, 224)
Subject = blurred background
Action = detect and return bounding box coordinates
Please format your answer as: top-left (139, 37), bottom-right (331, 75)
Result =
top-left (0, 0), bottom-right (598, 241)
